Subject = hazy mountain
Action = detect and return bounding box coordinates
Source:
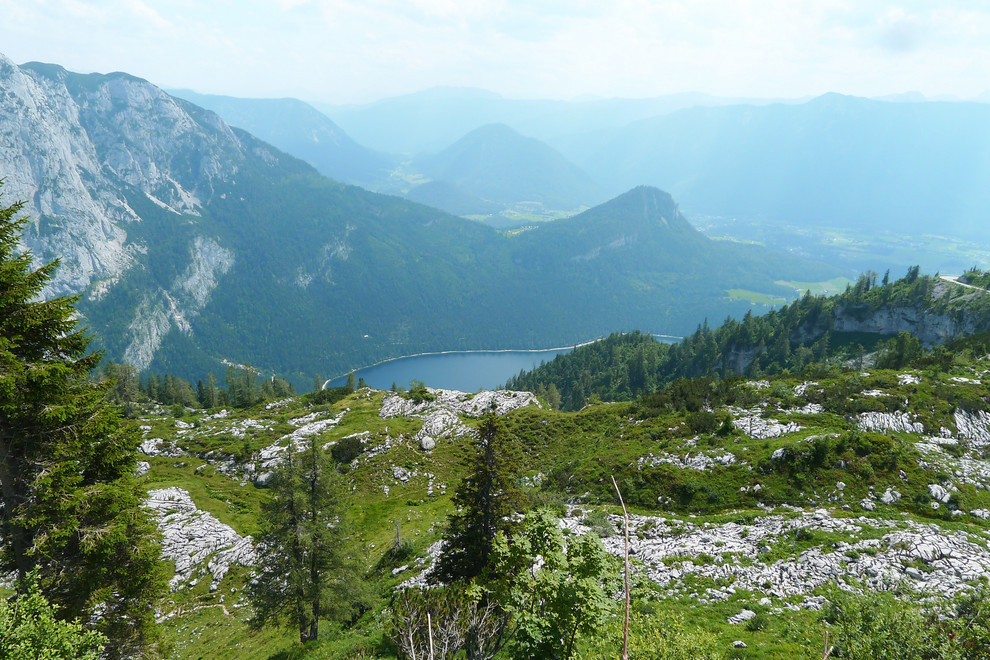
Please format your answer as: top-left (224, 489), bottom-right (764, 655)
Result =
top-left (413, 123), bottom-right (605, 212)
top-left (403, 180), bottom-right (501, 217)
top-left (584, 93), bottom-right (990, 239)
top-left (166, 89), bottom-right (396, 188)
top-left (317, 87), bottom-right (796, 156)
top-left (0, 55), bottom-right (839, 388)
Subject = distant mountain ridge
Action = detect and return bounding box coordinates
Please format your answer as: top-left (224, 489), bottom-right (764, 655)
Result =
top-left (411, 123), bottom-right (605, 213)
top-left (166, 89), bottom-right (396, 189)
top-left (0, 54), bottom-right (840, 388)
top-left (583, 93), bottom-right (990, 239)
top-left (317, 86), bottom-right (797, 155)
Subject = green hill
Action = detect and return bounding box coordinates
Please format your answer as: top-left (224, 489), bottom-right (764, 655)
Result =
top-left (131, 340), bottom-right (990, 658)
top-left (507, 270), bottom-right (990, 408)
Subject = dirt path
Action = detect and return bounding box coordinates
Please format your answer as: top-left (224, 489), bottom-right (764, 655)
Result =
top-left (938, 275), bottom-right (988, 292)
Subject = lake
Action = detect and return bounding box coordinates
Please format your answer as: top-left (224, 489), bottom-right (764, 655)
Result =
top-left (326, 335), bottom-right (681, 392)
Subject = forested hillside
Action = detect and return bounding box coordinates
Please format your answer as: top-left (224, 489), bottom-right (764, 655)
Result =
top-left (507, 270), bottom-right (990, 409)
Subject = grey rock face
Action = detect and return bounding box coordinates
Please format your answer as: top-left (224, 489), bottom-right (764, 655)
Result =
top-left (379, 387), bottom-right (538, 450)
top-left (557, 507), bottom-right (990, 603)
top-left (144, 487), bottom-right (255, 590)
top-left (857, 412), bottom-right (924, 434)
top-left (0, 55), bottom-right (281, 369)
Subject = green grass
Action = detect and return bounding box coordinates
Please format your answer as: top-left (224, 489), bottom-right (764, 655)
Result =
top-left (775, 276), bottom-right (855, 296)
top-left (132, 355), bottom-right (990, 658)
top-left (726, 289), bottom-right (789, 305)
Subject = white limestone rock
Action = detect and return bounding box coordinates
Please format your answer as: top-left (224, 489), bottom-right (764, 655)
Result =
top-left (880, 488), bottom-right (902, 505)
top-left (954, 410), bottom-right (990, 448)
top-left (638, 452), bottom-right (738, 471)
top-left (256, 410), bottom-right (346, 471)
top-left (145, 487), bottom-right (255, 590)
top-left (858, 412), bottom-right (924, 434)
top-left (380, 388), bottom-right (538, 420)
top-left (928, 484), bottom-right (952, 503)
top-left (731, 407), bottom-right (802, 439)
top-left (728, 609), bottom-right (756, 624)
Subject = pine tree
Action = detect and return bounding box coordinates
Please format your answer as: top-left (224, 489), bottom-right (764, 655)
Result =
top-left (249, 436), bottom-right (368, 642)
top-left (0, 185), bottom-right (166, 657)
top-left (432, 411), bottom-right (526, 583)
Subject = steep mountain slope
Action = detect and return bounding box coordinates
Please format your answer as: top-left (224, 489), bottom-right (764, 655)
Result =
top-left (166, 89), bottom-right (395, 188)
top-left (0, 55), bottom-right (839, 388)
top-left (585, 94), bottom-right (990, 239)
top-left (413, 123), bottom-right (605, 212)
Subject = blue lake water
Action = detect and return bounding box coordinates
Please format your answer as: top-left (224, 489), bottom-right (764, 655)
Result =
top-left (326, 336), bottom-right (681, 392)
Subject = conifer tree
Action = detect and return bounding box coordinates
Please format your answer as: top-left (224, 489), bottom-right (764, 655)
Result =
top-left (432, 410), bottom-right (526, 583)
top-left (249, 436), bottom-right (367, 642)
top-left (0, 185), bottom-right (166, 657)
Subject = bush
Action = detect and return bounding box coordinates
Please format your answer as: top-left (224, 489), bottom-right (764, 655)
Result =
top-left (577, 609), bottom-right (723, 659)
top-left (331, 435), bottom-right (366, 464)
top-left (308, 386), bottom-right (352, 406)
top-left (820, 585), bottom-right (962, 659)
top-left (686, 410), bottom-right (721, 435)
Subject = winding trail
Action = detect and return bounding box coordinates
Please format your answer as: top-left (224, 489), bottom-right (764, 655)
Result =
top-left (938, 274), bottom-right (989, 293)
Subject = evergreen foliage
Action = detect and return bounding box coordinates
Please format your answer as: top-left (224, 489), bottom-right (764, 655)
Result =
top-left (508, 269), bottom-right (990, 409)
top-left (0, 185), bottom-right (166, 657)
top-left (432, 411), bottom-right (526, 583)
top-left (248, 435), bottom-right (369, 642)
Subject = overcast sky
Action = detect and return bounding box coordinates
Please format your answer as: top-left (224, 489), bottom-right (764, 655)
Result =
top-left (1, 0), bottom-right (988, 105)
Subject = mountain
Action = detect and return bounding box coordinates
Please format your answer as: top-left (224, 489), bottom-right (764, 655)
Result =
top-left (412, 123), bottom-right (605, 212)
top-left (166, 89), bottom-right (396, 189)
top-left (0, 55), bottom-right (840, 389)
top-left (584, 93), bottom-right (990, 240)
top-left (318, 86), bottom-right (797, 156)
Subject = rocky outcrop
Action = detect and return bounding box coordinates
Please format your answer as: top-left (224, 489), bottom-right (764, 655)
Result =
top-left (144, 487), bottom-right (255, 590)
top-left (379, 387), bottom-right (539, 419)
top-left (857, 412), bottom-right (924, 434)
top-left (560, 508), bottom-right (990, 603)
top-left (380, 388), bottom-right (539, 450)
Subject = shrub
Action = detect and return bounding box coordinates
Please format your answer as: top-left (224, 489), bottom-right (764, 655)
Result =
top-left (331, 435), bottom-right (366, 464)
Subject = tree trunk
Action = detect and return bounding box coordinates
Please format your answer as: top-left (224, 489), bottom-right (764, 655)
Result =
top-left (0, 434), bottom-right (31, 580)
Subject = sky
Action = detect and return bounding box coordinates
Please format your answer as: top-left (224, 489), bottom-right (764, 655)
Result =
top-left (1, 0), bottom-right (989, 105)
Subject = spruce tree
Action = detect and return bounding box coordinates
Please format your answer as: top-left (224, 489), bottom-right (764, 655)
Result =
top-left (432, 410), bottom-right (526, 583)
top-left (0, 185), bottom-right (166, 657)
top-left (249, 435), bottom-right (367, 642)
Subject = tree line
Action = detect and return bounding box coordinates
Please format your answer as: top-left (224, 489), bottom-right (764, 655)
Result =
top-left (507, 268), bottom-right (989, 410)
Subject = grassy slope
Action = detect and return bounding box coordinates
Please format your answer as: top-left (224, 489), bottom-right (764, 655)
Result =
top-left (139, 353), bottom-right (990, 659)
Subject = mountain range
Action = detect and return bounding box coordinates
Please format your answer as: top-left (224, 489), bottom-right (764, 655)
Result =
top-left (166, 89), bottom-right (396, 190)
top-left (580, 93), bottom-right (990, 239)
top-left (0, 53), bottom-right (838, 387)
